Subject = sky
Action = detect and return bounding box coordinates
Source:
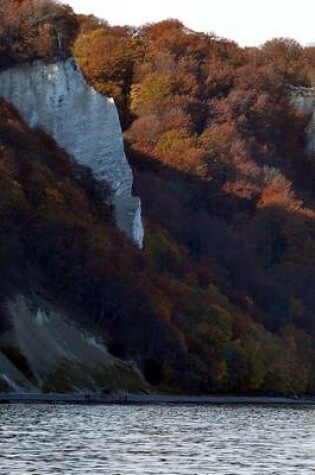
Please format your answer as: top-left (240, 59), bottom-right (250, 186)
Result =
top-left (64, 0), bottom-right (314, 47)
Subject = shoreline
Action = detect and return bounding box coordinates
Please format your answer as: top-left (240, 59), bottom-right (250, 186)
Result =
top-left (0, 393), bottom-right (315, 406)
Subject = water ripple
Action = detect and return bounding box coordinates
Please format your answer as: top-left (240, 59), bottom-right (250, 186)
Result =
top-left (0, 405), bottom-right (314, 474)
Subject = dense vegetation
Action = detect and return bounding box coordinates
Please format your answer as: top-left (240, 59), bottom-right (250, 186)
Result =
top-left (0, 0), bottom-right (77, 68)
top-left (1, 0), bottom-right (315, 395)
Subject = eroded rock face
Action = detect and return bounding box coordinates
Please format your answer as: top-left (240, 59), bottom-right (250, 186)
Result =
top-left (0, 295), bottom-right (146, 392)
top-left (0, 58), bottom-right (144, 247)
top-left (290, 86), bottom-right (315, 157)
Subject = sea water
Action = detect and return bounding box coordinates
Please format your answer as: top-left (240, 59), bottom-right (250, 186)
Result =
top-left (0, 404), bottom-right (314, 474)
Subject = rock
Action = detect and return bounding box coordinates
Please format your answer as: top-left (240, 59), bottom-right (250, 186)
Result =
top-left (1, 295), bottom-right (146, 393)
top-left (0, 58), bottom-right (144, 247)
top-left (290, 86), bottom-right (315, 157)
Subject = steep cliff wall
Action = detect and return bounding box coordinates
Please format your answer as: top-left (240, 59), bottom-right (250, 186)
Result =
top-left (290, 86), bottom-right (315, 156)
top-left (0, 296), bottom-right (146, 392)
top-left (0, 58), bottom-right (144, 247)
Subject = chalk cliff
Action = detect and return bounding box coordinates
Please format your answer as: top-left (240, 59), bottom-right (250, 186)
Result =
top-left (290, 86), bottom-right (315, 157)
top-left (0, 58), bottom-right (144, 247)
top-left (0, 296), bottom-right (146, 392)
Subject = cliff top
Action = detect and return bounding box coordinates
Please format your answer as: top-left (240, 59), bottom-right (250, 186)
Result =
top-left (288, 84), bottom-right (315, 97)
top-left (0, 0), bottom-right (78, 70)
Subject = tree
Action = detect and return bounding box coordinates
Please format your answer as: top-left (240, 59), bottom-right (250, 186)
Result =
top-left (261, 38), bottom-right (309, 86)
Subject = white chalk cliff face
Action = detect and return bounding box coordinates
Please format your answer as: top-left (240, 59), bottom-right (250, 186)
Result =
top-left (0, 58), bottom-right (144, 247)
top-left (290, 87), bottom-right (315, 157)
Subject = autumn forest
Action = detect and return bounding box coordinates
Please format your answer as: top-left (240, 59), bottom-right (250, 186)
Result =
top-left (1, 0), bottom-right (315, 395)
